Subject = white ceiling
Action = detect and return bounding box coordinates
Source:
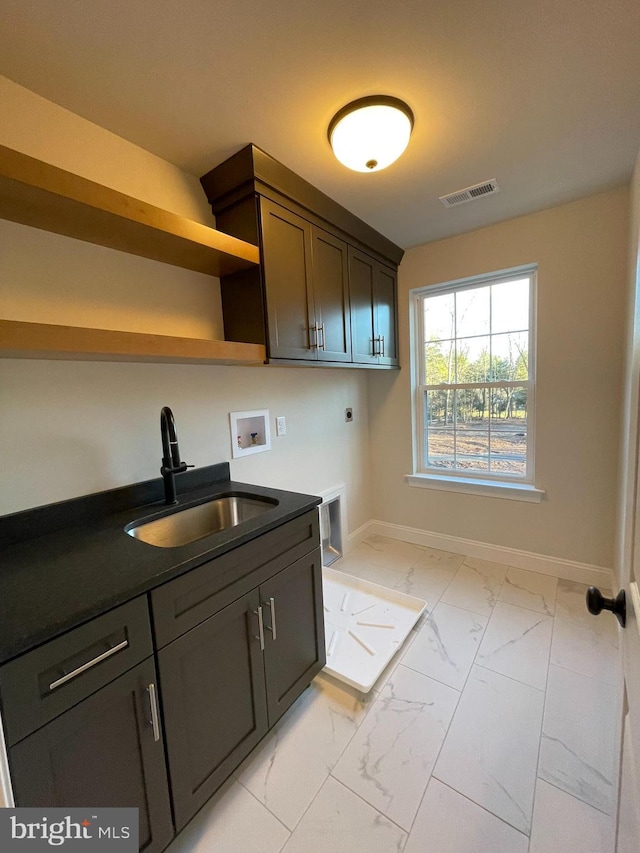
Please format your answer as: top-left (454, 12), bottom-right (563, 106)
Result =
top-left (1, 0), bottom-right (639, 249)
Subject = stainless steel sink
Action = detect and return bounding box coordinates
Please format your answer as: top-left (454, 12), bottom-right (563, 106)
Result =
top-left (125, 495), bottom-right (277, 548)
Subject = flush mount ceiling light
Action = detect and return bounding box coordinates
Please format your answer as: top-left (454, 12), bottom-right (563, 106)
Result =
top-left (328, 96), bottom-right (414, 173)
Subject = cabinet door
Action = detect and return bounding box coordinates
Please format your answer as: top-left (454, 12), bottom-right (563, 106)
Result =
top-left (374, 263), bottom-right (399, 366)
top-left (158, 590), bottom-right (268, 831)
top-left (9, 658), bottom-right (173, 853)
top-left (311, 227), bottom-right (351, 362)
top-left (348, 247), bottom-right (378, 364)
top-left (261, 548), bottom-right (326, 726)
top-left (260, 197), bottom-right (316, 360)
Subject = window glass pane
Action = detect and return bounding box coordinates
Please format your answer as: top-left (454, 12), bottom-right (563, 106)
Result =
top-left (424, 293), bottom-right (455, 342)
top-left (491, 456), bottom-right (527, 477)
top-left (511, 386), bottom-right (528, 418)
top-left (426, 390), bottom-right (455, 469)
top-left (491, 278), bottom-right (529, 334)
top-left (456, 336), bottom-right (491, 383)
top-left (425, 339), bottom-right (455, 385)
top-left (426, 388), bottom-right (455, 426)
top-left (489, 388), bottom-right (510, 421)
top-left (455, 390), bottom-right (488, 471)
top-left (456, 430), bottom-right (489, 471)
top-left (491, 331), bottom-right (528, 380)
top-left (466, 387), bottom-right (490, 421)
top-left (455, 389), bottom-right (485, 425)
top-left (489, 389), bottom-right (527, 476)
top-left (456, 286), bottom-right (490, 338)
top-left (489, 388), bottom-right (528, 423)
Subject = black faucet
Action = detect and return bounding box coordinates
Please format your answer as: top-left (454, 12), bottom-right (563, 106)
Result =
top-left (160, 406), bottom-right (192, 505)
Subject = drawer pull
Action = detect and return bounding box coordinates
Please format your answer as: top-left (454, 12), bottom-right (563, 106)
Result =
top-left (263, 597), bottom-right (277, 641)
top-left (253, 607), bottom-right (265, 651)
top-left (48, 639), bottom-right (129, 691)
top-left (147, 682), bottom-right (161, 742)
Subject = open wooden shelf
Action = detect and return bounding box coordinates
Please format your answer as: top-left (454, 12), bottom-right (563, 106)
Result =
top-left (0, 320), bottom-right (266, 366)
top-left (0, 145), bottom-right (260, 277)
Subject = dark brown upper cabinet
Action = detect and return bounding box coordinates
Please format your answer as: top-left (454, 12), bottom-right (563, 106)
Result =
top-left (309, 224), bottom-right (351, 363)
top-left (260, 199), bottom-right (314, 360)
top-left (200, 144), bottom-right (403, 369)
top-left (349, 247), bottom-right (399, 366)
top-left (259, 199), bottom-right (351, 362)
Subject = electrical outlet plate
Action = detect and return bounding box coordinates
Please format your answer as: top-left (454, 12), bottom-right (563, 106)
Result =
top-left (276, 416), bottom-right (286, 436)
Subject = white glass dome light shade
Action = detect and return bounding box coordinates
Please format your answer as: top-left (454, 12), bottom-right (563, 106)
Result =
top-left (328, 96), bottom-right (414, 173)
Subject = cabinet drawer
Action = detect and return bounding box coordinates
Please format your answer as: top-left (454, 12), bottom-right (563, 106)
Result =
top-left (0, 596), bottom-right (153, 746)
top-left (152, 510), bottom-right (319, 647)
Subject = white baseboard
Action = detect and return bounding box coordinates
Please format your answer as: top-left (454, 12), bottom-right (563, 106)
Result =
top-left (347, 519), bottom-right (613, 588)
top-left (346, 520), bottom-right (376, 550)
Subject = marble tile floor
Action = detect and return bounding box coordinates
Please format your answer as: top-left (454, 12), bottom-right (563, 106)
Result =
top-left (166, 535), bottom-right (619, 853)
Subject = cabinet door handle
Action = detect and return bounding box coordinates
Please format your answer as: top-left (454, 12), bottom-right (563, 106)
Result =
top-left (380, 335), bottom-right (385, 357)
top-left (147, 683), bottom-right (161, 742)
top-left (372, 336), bottom-right (380, 356)
top-left (318, 323), bottom-right (325, 351)
top-left (309, 323), bottom-right (318, 350)
top-left (263, 597), bottom-right (277, 640)
top-left (48, 639), bottom-right (129, 691)
top-left (253, 607), bottom-right (265, 651)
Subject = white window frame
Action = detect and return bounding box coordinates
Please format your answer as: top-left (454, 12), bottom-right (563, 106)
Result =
top-left (406, 264), bottom-right (544, 502)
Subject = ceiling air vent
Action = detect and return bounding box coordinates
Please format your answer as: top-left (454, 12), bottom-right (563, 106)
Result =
top-left (439, 179), bottom-right (500, 208)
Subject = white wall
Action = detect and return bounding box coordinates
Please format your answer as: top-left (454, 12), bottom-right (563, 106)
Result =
top-left (368, 188), bottom-right (629, 569)
top-left (1, 358), bottom-right (370, 520)
top-left (0, 77), bottom-right (372, 531)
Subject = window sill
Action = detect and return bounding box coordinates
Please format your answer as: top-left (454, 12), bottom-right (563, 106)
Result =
top-left (404, 473), bottom-right (545, 503)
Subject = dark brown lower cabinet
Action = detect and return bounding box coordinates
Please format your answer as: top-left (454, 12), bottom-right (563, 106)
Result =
top-left (157, 590), bottom-right (268, 831)
top-left (262, 550), bottom-right (325, 725)
top-left (3, 514), bottom-right (324, 852)
top-left (157, 549), bottom-right (325, 831)
top-left (8, 657), bottom-right (174, 853)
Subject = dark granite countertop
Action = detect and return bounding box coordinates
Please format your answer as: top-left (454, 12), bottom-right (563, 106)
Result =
top-left (0, 463), bottom-right (321, 666)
